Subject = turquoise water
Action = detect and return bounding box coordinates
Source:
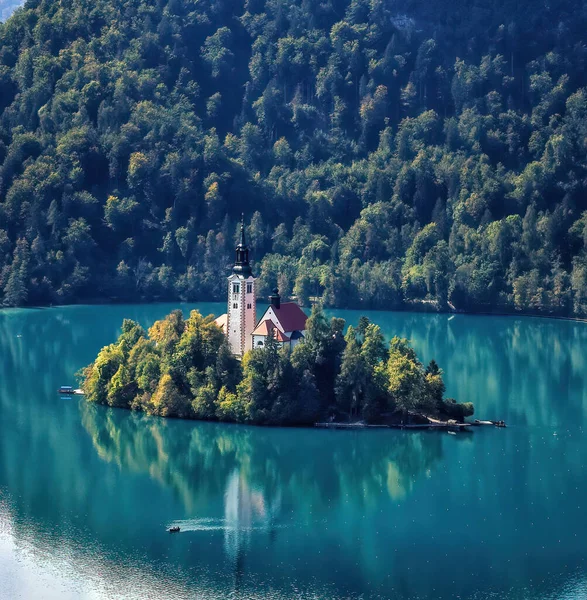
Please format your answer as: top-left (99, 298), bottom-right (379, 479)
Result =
top-left (0, 303), bottom-right (586, 599)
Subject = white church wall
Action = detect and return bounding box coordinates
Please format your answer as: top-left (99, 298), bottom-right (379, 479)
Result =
top-left (227, 275), bottom-right (243, 355)
top-left (259, 306), bottom-right (284, 332)
top-left (252, 334), bottom-right (265, 348)
top-left (243, 276), bottom-right (256, 352)
top-left (227, 274), bottom-right (257, 356)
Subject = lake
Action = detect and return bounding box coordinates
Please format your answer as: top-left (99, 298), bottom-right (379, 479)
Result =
top-left (1, 303), bottom-right (586, 599)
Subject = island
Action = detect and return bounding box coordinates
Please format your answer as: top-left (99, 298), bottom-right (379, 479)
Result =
top-left (80, 306), bottom-right (473, 426)
top-left (80, 223), bottom-right (473, 427)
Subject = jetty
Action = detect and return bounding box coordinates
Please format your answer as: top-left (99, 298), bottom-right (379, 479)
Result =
top-left (315, 421), bottom-right (472, 431)
top-left (315, 416), bottom-right (506, 431)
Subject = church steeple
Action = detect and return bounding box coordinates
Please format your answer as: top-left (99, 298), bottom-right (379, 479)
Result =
top-left (233, 213), bottom-right (252, 276)
top-left (226, 214), bottom-right (257, 356)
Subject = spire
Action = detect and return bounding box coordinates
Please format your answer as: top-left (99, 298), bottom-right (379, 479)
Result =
top-left (269, 287), bottom-right (280, 309)
top-left (239, 213), bottom-right (246, 248)
top-left (232, 214), bottom-right (252, 276)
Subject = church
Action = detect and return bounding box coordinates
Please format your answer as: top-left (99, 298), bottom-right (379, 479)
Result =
top-left (215, 217), bottom-right (308, 356)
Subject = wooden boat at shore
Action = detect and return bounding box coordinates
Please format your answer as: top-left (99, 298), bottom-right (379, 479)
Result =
top-left (474, 419), bottom-right (506, 427)
top-left (58, 386), bottom-right (85, 395)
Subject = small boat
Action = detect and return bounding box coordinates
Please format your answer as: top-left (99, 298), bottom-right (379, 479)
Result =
top-left (58, 386), bottom-right (74, 394)
top-left (169, 526), bottom-right (180, 533)
top-left (474, 420), bottom-right (495, 426)
top-left (447, 431), bottom-right (457, 436)
top-left (492, 420), bottom-right (507, 428)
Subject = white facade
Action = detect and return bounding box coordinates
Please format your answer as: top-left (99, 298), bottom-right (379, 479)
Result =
top-left (252, 334), bottom-right (267, 348)
top-left (261, 306), bottom-right (282, 331)
top-left (227, 274), bottom-right (256, 356)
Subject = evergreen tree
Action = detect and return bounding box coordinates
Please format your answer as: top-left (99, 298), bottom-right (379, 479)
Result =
top-left (3, 239), bottom-right (29, 307)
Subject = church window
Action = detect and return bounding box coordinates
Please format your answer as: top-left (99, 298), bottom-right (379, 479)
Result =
top-left (247, 303), bottom-right (251, 309)
top-left (232, 283), bottom-right (240, 294)
top-left (233, 303), bottom-right (238, 309)
top-left (247, 283), bottom-right (253, 294)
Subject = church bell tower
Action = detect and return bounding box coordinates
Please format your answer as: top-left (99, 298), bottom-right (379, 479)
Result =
top-left (227, 215), bottom-right (256, 356)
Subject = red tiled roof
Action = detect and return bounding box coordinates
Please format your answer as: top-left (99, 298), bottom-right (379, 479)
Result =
top-left (252, 320), bottom-right (272, 336)
top-left (253, 319), bottom-right (290, 342)
top-left (273, 328), bottom-right (290, 343)
top-left (268, 302), bottom-right (307, 332)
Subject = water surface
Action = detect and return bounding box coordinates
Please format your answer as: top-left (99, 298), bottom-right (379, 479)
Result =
top-left (1, 304), bottom-right (586, 599)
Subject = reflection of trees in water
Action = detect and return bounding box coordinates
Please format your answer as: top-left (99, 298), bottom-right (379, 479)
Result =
top-left (81, 402), bottom-right (446, 516)
top-left (334, 431), bottom-right (454, 502)
top-left (436, 317), bottom-right (587, 428)
top-left (0, 308), bottom-right (82, 401)
top-left (0, 310), bottom-right (102, 522)
top-left (81, 402), bottom-right (449, 595)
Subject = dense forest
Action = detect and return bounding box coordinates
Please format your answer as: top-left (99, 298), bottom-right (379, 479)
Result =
top-left (80, 307), bottom-right (473, 425)
top-left (1, 0), bottom-right (587, 316)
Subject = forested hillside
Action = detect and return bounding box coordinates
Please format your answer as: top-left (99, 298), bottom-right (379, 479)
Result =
top-left (1, 0), bottom-right (587, 316)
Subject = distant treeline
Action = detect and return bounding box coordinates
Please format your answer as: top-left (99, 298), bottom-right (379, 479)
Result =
top-left (80, 307), bottom-right (473, 425)
top-left (1, 0), bottom-right (587, 316)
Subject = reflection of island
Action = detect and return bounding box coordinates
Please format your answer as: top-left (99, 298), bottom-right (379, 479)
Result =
top-left (80, 401), bottom-right (450, 594)
top-left (80, 401), bottom-right (447, 517)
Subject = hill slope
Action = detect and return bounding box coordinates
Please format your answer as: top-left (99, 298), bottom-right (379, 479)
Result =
top-left (1, 0), bottom-right (587, 316)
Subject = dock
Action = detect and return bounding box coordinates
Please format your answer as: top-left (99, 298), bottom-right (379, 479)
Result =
top-left (315, 417), bottom-right (505, 431)
top-left (315, 421), bottom-right (472, 431)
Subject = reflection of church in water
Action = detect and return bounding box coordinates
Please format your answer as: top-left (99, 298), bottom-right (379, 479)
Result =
top-left (215, 217), bottom-right (308, 356)
top-left (223, 468), bottom-right (282, 591)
